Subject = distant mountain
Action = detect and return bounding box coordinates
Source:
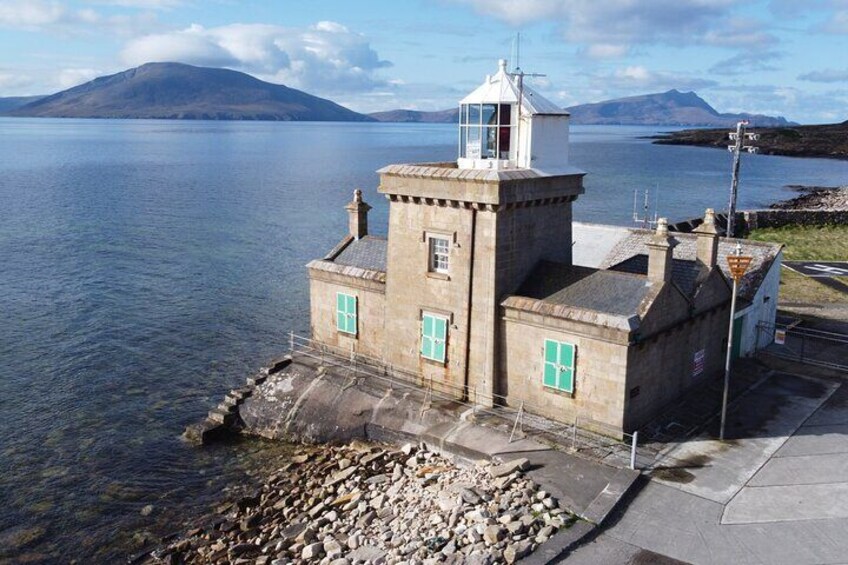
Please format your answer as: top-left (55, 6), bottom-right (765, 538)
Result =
top-left (369, 108), bottom-right (458, 123)
top-left (0, 95), bottom-right (45, 113)
top-left (370, 90), bottom-right (793, 127)
top-left (566, 90), bottom-right (795, 127)
top-left (8, 63), bottom-right (374, 122)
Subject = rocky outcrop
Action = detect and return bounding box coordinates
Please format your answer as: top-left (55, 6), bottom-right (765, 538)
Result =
top-left (145, 442), bottom-right (574, 564)
top-left (652, 122), bottom-right (848, 159)
top-left (769, 185), bottom-right (848, 210)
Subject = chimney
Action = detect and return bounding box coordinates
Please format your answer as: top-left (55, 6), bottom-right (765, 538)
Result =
top-left (345, 189), bottom-right (371, 240)
top-left (693, 208), bottom-right (719, 271)
top-left (646, 218), bottom-right (673, 283)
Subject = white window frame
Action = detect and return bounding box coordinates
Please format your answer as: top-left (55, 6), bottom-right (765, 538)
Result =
top-left (428, 235), bottom-right (450, 274)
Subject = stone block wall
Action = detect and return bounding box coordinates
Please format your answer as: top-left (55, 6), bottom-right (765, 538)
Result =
top-left (308, 272), bottom-right (386, 362)
top-left (499, 311), bottom-right (630, 434)
top-left (741, 209), bottom-right (848, 231)
top-left (382, 200), bottom-right (474, 397)
top-left (624, 303), bottom-right (729, 431)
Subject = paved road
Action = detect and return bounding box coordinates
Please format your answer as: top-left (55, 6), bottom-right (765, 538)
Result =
top-left (566, 371), bottom-right (848, 565)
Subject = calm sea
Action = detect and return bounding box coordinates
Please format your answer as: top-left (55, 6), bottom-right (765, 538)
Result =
top-left (1, 119), bottom-right (846, 562)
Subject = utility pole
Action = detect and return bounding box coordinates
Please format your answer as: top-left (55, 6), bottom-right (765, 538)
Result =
top-left (726, 121), bottom-right (759, 237)
top-left (720, 242), bottom-right (753, 441)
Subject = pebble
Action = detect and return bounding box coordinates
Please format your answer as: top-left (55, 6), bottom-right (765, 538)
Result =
top-left (145, 443), bottom-right (572, 564)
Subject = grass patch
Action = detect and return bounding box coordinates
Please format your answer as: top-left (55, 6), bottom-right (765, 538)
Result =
top-left (749, 225), bottom-right (848, 305)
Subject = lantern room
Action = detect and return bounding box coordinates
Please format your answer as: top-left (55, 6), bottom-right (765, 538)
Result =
top-left (457, 59), bottom-right (571, 173)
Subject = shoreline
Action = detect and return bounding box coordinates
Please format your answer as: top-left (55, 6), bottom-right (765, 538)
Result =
top-left (768, 184), bottom-right (848, 211)
top-left (140, 442), bottom-right (571, 564)
top-left (650, 121), bottom-right (848, 161)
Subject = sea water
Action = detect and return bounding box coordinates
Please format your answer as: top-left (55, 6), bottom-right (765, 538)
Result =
top-left (1, 119), bottom-right (846, 561)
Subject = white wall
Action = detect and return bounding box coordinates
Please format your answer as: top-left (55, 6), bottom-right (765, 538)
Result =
top-left (737, 250), bottom-right (782, 356)
top-left (528, 115), bottom-right (570, 173)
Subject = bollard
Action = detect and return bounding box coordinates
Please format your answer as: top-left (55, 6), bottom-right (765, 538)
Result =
top-left (630, 430), bottom-right (639, 470)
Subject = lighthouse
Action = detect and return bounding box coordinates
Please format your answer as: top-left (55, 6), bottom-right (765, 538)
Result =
top-left (309, 58), bottom-right (586, 407)
top-left (457, 59), bottom-right (573, 173)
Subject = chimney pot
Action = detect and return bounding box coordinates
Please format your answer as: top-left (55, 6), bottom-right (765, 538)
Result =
top-left (345, 189), bottom-right (371, 240)
top-left (647, 217), bottom-right (673, 283)
top-left (693, 208), bottom-right (719, 271)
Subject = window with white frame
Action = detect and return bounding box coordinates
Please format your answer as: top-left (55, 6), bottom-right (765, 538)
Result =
top-left (428, 236), bottom-right (450, 274)
top-left (543, 339), bottom-right (575, 393)
top-left (420, 312), bottom-right (448, 363)
top-left (459, 103), bottom-right (514, 160)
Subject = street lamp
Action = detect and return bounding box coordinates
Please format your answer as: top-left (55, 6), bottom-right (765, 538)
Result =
top-left (720, 242), bottom-right (753, 441)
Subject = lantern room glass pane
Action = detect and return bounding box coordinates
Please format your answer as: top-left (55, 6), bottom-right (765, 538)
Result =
top-left (481, 104), bottom-right (497, 126)
top-left (468, 104), bottom-right (481, 125)
top-left (484, 126), bottom-right (497, 158)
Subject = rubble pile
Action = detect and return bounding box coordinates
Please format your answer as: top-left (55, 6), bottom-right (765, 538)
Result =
top-left (147, 442), bottom-right (574, 564)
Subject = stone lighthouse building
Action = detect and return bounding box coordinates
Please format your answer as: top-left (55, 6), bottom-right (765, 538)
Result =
top-left (307, 61), bottom-right (782, 435)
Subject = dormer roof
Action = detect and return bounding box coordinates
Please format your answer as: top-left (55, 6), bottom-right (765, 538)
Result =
top-left (459, 59), bottom-right (568, 116)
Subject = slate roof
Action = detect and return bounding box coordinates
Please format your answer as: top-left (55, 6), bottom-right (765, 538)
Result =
top-left (611, 255), bottom-right (701, 296)
top-left (600, 231), bottom-right (781, 300)
top-left (512, 261), bottom-right (652, 318)
top-left (333, 236), bottom-right (387, 273)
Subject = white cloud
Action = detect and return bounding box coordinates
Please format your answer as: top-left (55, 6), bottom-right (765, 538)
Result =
top-left (57, 67), bottom-right (100, 88)
top-left (120, 21), bottom-right (392, 94)
top-left (88, 0), bottom-right (183, 8)
top-left (0, 0), bottom-right (158, 35)
top-left (0, 0), bottom-right (65, 27)
top-left (451, 0), bottom-right (740, 50)
top-left (593, 65), bottom-right (719, 92)
top-left (798, 68), bottom-right (848, 82)
top-left (709, 50), bottom-right (783, 76)
top-left (581, 43), bottom-right (629, 59)
top-left (0, 69), bottom-right (35, 90)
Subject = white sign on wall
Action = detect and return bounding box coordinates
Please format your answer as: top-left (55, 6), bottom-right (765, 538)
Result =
top-left (775, 329), bottom-right (786, 345)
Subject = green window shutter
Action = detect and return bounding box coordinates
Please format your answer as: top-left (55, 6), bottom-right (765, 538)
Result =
top-left (543, 339), bottom-right (576, 392)
top-left (336, 293), bottom-right (357, 335)
top-left (421, 313), bottom-right (447, 363)
top-left (346, 294), bottom-right (357, 334)
top-left (543, 339), bottom-right (559, 388)
top-left (433, 317), bottom-right (447, 362)
top-left (336, 293), bottom-right (346, 332)
top-left (558, 342), bottom-right (574, 392)
top-left (421, 314), bottom-right (434, 359)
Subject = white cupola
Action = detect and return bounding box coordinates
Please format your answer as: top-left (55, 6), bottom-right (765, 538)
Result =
top-left (457, 59), bottom-right (571, 173)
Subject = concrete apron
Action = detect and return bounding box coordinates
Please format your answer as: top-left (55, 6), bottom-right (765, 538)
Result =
top-left (645, 371), bottom-right (839, 516)
top-left (234, 355), bottom-right (640, 560)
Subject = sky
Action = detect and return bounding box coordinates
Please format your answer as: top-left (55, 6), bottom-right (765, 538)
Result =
top-left (1, 0), bottom-right (847, 123)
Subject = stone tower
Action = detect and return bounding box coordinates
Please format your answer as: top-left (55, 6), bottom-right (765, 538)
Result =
top-left (377, 60), bottom-right (585, 403)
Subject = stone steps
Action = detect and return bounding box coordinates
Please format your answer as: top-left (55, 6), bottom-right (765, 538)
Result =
top-left (183, 355), bottom-right (292, 445)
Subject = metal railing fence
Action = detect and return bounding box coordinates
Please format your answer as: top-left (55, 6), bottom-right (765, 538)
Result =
top-left (758, 321), bottom-right (848, 372)
top-left (285, 332), bottom-right (644, 470)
